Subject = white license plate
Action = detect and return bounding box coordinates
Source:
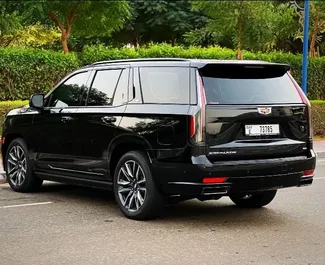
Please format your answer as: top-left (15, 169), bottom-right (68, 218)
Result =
top-left (245, 124), bottom-right (280, 136)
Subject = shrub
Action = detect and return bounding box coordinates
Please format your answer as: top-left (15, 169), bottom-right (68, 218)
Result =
top-left (1, 44), bottom-right (325, 101)
top-left (0, 47), bottom-right (79, 101)
top-left (80, 44), bottom-right (325, 100)
top-left (0, 100), bottom-right (28, 136)
top-left (311, 100), bottom-right (325, 136)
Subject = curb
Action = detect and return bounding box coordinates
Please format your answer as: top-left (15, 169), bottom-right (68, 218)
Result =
top-left (317, 151), bottom-right (325, 159)
top-left (0, 171), bottom-right (7, 184)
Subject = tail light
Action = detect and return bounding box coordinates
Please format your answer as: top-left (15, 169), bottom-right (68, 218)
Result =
top-left (189, 73), bottom-right (206, 143)
top-left (303, 169), bottom-right (314, 178)
top-left (288, 73), bottom-right (312, 137)
top-left (203, 177), bottom-right (228, 184)
top-left (189, 116), bottom-right (196, 137)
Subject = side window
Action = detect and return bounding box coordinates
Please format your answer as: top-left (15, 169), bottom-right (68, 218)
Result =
top-left (87, 69), bottom-right (122, 106)
top-left (139, 67), bottom-right (190, 104)
top-left (113, 68), bottom-right (129, 106)
top-left (47, 71), bottom-right (89, 108)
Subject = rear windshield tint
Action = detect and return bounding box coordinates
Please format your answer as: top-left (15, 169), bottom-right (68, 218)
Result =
top-left (200, 65), bottom-right (302, 105)
top-left (139, 67), bottom-right (190, 104)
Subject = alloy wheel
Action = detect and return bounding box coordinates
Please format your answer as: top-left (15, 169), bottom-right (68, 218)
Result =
top-left (117, 160), bottom-right (147, 212)
top-left (6, 145), bottom-right (27, 186)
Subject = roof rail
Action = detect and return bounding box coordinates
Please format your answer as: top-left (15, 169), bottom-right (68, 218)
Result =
top-left (91, 58), bottom-right (190, 65)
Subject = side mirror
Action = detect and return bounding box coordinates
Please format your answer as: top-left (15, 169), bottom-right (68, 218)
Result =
top-left (29, 94), bottom-right (44, 110)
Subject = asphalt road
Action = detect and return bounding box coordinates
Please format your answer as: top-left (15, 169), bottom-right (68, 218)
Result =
top-left (0, 160), bottom-right (325, 265)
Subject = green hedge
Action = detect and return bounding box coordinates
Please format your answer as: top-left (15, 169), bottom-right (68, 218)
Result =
top-left (0, 100), bottom-right (324, 137)
top-left (310, 100), bottom-right (325, 136)
top-left (0, 47), bottom-right (79, 101)
top-left (80, 44), bottom-right (325, 100)
top-left (0, 100), bottom-right (28, 136)
top-left (1, 44), bottom-right (325, 101)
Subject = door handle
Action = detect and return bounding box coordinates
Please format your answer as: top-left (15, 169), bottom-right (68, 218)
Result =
top-left (61, 116), bottom-right (74, 123)
top-left (101, 116), bottom-right (117, 124)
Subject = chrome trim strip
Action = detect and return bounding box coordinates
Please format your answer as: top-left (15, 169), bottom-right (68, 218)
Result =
top-left (48, 165), bottom-right (104, 176)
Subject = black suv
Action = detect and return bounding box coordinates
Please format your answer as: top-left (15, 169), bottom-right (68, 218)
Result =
top-left (1, 58), bottom-right (316, 220)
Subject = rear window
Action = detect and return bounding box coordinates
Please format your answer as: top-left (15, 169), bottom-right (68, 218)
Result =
top-left (139, 67), bottom-right (190, 104)
top-left (200, 64), bottom-right (302, 105)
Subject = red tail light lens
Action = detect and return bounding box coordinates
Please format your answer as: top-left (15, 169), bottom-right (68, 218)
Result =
top-left (203, 177), bottom-right (228, 184)
top-left (303, 169), bottom-right (314, 177)
top-left (1, 137), bottom-right (5, 145)
top-left (189, 116), bottom-right (196, 137)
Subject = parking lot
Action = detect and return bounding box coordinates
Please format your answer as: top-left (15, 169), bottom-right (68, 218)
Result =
top-left (0, 159), bottom-right (324, 265)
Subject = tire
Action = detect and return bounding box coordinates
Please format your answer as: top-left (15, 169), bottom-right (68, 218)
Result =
top-left (229, 190), bottom-right (277, 208)
top-left (113, 151), bottom-right (164, 220)
top-left (5, 138), bottom-right (43, 192)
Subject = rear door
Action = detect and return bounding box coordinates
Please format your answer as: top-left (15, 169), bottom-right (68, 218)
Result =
top-left (198, 63), bottom-right (310, 161)
top-left (73, 65), bottom-right (130, 181)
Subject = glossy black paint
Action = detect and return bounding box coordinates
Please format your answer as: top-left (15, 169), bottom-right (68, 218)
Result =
top-left (205, 104), bottom-right (310, 161)
top-left (1, 59), bottom-right (316, 199)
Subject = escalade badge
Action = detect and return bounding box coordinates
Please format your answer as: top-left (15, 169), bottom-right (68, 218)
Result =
top-left (258, 107), bottom-right (272, 115)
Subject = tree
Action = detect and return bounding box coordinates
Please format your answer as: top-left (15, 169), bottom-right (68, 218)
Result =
top-left (22, 0), bottom-right (131, 53)
top-left (114, 0), bottom-right (207, 47)
top-left (12, 24), bottom-right (61, 48)
top-left (0, 1), bottom-right (23, 46)
top-left (306, 1), bottom-right (325, 57)
top-left (192, 1), bottom-right (296, 59)
top-left (293, 0), bottom-right (325, 57)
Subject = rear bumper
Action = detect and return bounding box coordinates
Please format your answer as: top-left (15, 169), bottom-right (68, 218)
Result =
top-left (152, 150), bottom-right (316, 197)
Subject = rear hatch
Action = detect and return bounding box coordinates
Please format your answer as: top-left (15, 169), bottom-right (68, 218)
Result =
top-left (198, 63), bottom-right (311, 161)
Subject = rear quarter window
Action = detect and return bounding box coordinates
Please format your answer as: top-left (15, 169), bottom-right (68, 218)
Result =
top-left (139, 67), bottom-right (190, 104)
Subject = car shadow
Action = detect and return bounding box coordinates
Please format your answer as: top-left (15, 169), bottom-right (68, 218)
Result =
top-left (37, 182), bottom-right (287, 228)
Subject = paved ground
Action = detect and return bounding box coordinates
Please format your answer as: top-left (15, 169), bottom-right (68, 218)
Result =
top-left (0, 159), bottom-right (325, 265)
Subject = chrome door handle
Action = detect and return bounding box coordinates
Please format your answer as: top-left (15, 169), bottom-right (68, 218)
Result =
top-left (101, 116), bottom-right (117, 124)
top-left (61, 116), bottom-right (74, 123)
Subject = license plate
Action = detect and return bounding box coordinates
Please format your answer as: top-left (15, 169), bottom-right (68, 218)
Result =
top-left (245, 124), bottom-right (280, 136)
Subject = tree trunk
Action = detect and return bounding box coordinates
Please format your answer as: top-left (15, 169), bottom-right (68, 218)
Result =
top-left (47, 9), bottom-right (76, 54)
top-left (171, 37), bottom-right (175, 47)
top-left (309, 29), bottom-right (317, 58)
top-left (61, 31), bottom-right (69, 54)
top-left (236, 13), bottom-right (243, 60)
top-left (309, 7), bottom-right (319, 58)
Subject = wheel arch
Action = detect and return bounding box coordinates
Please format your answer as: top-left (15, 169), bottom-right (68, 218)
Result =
top-left (1, 133), bottom-right (24, 171)
top-left (108, 134), bottom-right (155, 177)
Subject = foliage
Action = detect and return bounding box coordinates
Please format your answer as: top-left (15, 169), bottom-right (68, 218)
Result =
top-left (1, 44), bottom-right (325, 101)
top-left (111, 0), bottom-right (207, 47)
top-left (9, 24), bottom-right (60, 48)
top-left (294, 0), bottom-right (325, 57)
top-left (310, 100), bottom-right (325, 136)
top-left (0, 1), bottom-right (23, 46)
top-left (191, 1), bottom-right (297, 58)
top-left (21, 0), bottom-right (131, 53)
top-left (0, 100), bottom-right (28, 136)
top-left (0, 46), bottom-right (79, 101)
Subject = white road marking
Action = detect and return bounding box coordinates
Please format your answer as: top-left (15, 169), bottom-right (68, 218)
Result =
top-left (314, 177), bottom-right (325, 180)
top-left (0, 201), bottom-right (53, 209)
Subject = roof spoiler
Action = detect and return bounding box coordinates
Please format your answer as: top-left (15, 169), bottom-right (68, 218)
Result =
top-left (198, 62), bottom-right (291, 79)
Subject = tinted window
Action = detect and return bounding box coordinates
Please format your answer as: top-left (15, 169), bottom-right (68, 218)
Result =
top-left (201, 65), bottom-right (302, 105)
top-left (87, 69), bottom-right (122, 106)
top-left (140, 67), bottom-right (190, 104)
top-left (113, 69), bottom-right (129, 106)
top-left (47, 71), bottom-right (89, 107)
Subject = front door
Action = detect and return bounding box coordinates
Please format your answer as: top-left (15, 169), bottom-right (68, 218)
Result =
top-left (31, 70), bottom-right (92, 177)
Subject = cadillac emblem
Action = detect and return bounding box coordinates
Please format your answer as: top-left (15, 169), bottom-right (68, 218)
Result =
top-left (257, 107), bottom-right (272, 115)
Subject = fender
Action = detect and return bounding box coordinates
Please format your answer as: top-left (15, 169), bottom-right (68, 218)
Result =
top-left (107, 133), bottom-right (155, 164)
